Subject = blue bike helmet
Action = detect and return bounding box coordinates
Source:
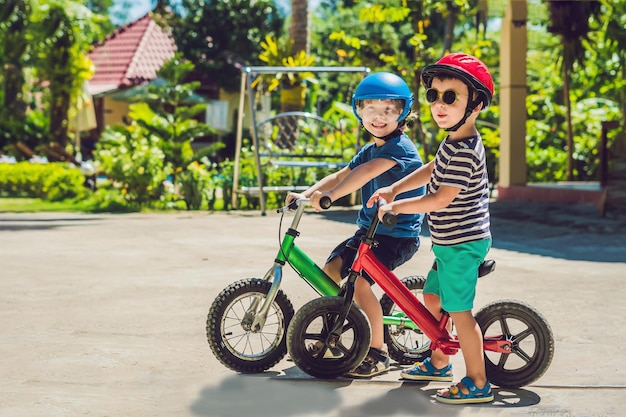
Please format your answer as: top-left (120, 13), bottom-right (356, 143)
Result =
top-left (352, 72), bottom-right (414, 123)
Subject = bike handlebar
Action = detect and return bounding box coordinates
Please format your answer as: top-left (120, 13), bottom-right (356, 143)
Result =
top-left (319, 196), bottom-right (332, 210)
top-left (382, 212), bottom-right (397, 227)
top-left (278, 197), bottom-right (333, 213)
top-left (318, 196), bottom-right (397, 227)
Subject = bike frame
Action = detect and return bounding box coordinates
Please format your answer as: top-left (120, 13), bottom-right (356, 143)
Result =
top-left (251, 199), bottom-right (420, 331)
top-left (344, 214), bottom-right (512, 355)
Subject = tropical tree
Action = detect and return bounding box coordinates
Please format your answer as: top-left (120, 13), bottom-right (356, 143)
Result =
top-left (597, 0), bottom-right (626, 127)
top-left (0, 0), bottom-right (31, 147)
top-left (546, 0), bottom-right (602, 180)
top-left (95, 54), bottom-right (220, 209)
top-left (161, 0), bottom-right (284, 93)
top-left (313, 0), bottom-right (479, 159)
top-left (290, 0), bottom-right (309, 54)
top-left (1, 0), bottom-right (104, 152)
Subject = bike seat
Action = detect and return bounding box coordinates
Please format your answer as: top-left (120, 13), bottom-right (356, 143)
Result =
top-left (430, 259), bottom-right (496, 278)
top-left (478, 259), bottom-right (496, 277)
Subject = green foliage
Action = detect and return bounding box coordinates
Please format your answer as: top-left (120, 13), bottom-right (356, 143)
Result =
top-left (165, 0), bottom-right (285, 92)
top-left (525, 19), bottom-right (623, 183)
top-left (0, 0), bottom-right (107, 150)
top-left (94, 55), bottom-right (224, 210)
top-left (131, 54), bottom-right (218, 172)
top-left (255, 35), bottom-right (317, 91)
top-left (177, 161), bottom-right (212, 210)
top-left (95, 127), bottom-right (172, 205)
top-left (0, 161), bottom-right (87, 200)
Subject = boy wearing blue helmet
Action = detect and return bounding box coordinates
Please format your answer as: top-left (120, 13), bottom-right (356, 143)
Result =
top-left (285, 72), bottom-right (425, 378)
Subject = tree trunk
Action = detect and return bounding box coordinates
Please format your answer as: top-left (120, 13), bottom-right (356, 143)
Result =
top-left (1, 0), bottom-right (29, 128)
top-left (3, 63), bottom-right (26, 120)
top-left (442, 1), bottom-right (457, 54)
top-left (289, 0), bottom-right (309, 54)
top-left (563, 64), bottom-right (574, 181)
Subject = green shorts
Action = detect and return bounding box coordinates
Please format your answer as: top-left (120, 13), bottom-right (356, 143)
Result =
top-left (423, 239), bottom-right (491, 313)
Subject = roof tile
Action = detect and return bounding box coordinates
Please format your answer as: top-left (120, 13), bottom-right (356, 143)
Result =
top-left (88, 14), bottom-right (177, 94)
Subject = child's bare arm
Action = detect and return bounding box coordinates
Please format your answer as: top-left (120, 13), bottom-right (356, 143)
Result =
top-left (367, 160), bottom-right (434, 207)
top-left (383, 184), bottom-right (460, 217)
top-left (309, 158), bottom-right (395, 210)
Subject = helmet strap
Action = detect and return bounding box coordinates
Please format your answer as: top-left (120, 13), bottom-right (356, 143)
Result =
top-left (444, 91), bottom-right (482, 132)
top-left (444, 108), bottom-right (472, 132)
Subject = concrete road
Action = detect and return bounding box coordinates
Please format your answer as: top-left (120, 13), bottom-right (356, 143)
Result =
top-left (1, 201), bottom-right (625, 417)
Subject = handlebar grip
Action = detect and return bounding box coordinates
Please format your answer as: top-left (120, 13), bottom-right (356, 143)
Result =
top-left (382, 212), bottom-right (397, 227)
top-left (319, 196), bottom-right (332, 210)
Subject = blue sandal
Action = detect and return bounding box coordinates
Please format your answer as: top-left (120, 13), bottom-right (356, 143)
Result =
top-left (436, 376), bottom-right (494, 404)
top-left (400, 357), bottom-right (453, 381)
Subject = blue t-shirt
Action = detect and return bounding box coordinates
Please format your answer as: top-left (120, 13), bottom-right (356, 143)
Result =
top-left (348, 133), bottom-right (425, 238)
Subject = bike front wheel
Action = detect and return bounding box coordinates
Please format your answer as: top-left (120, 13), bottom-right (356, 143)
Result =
top-left (475, 299), bottom-right (554, 388)
top-left (380, 275), bottom-right (432, 365)
top-left (206, 278), bottom-right (294, 373)
top-left (287, 296), bottom-right (371, 379)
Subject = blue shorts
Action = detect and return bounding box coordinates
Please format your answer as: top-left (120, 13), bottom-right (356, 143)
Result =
top-left (423, 239), bottom-right (491, 313)
top-left (327, 228), bottom-right (419, 285)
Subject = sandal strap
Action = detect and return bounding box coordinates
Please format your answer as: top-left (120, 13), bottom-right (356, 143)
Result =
top-left (460, 376), bottom-right (491, 395)
top-left (422, 357), bottom-right (436, 373)
top-left (367, 347), bottom-right (388, 363)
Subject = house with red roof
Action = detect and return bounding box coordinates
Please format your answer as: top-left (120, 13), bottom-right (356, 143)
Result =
top-left (86, 12), bottom-right (240, 145)
top-left (87, 13), bottom-right (178, 131)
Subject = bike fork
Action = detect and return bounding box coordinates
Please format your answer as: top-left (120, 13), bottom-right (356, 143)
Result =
top-left (326, 272), bottom-right (358, 346)
top-left (243, 263), bottom-right (283, 332)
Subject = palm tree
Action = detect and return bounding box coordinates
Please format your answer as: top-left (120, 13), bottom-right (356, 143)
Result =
top-left (289, 0), bottom-right (309, 55)
top-left (546, 0), bottom-right (602, 180)
top-left (0, 0), bottom-right (30, 122)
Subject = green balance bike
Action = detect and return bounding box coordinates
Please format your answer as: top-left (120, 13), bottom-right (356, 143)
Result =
top-left (206, 198), bottom-right (430, 373)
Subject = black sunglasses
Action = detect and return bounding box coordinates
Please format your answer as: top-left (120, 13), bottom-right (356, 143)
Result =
top-left (425, 88), bottom-right (465, 105)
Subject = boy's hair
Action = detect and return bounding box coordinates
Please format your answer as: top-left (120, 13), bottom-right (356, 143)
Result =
top-left (355, 98), bottom-right (405, 114)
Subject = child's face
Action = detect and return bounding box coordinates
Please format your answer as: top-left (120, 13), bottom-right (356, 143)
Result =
top-left (427, 77), bottom-right (471, 130)
top-left (357, 99), bottom-right (402, 137)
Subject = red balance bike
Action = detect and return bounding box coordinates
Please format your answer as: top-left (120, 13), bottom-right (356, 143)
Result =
top-left (207, 198), bottom-right (430, 373)
top-left (286, 197), bottom-right (554, 388)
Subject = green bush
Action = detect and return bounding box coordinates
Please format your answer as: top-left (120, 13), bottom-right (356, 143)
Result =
top-left (95, 127), bottom-right (172, 206)
top-left (0, 162), bottom-right (87, 200)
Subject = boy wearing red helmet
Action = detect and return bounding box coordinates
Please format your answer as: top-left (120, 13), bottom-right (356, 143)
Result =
top-left (286, 72), bottom-right (425, 378)
top-left (367, 53), bottom-right (495, 403)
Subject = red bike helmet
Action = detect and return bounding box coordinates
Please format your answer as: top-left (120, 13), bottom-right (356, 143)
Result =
top-left (421, 52), bottom-right (494, 110)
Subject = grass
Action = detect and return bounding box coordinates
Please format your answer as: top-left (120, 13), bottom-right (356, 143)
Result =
top-left (0, 198), bottom-right (95, 213)
top-left (0, 197), bottom-right (231, 213)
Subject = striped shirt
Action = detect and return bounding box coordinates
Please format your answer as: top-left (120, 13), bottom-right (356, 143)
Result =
top-left (428, 135), bottom-right (491, 246)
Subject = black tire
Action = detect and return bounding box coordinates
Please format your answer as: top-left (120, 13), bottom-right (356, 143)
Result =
top-left (380, 275), bottom-right (432, 365)
top-left (206, 278), bottom-right (294, 373)
top-left (475, 300), bottom-right (554, 389)
top-left (287, 297), bottom-right (371, 379)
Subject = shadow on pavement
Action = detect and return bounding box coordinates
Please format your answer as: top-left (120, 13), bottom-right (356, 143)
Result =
top-left (190, 374), bottom-right (343, 417)
top-left (0, 216), bottom-right (103, 232)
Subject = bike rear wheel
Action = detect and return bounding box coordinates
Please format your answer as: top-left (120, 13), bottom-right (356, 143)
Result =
top-left (206, 278), bottom-right (294, 373)
top-left (475, 299), bottom-right (554, 388)
top-left (380, 275), bottom-right (432, 365)
top-left (287, 296), bottom-right (371, 379)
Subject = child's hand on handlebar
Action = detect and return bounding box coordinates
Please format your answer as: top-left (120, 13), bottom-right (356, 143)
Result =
top-left (285, 192), bottom-right (305, 206)
top-left (378, 202), bottom-right (396, 223)
top-left (366, 186), bottom-right (396, 208)
top-left (309, 191), bottom-right (331, 212)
